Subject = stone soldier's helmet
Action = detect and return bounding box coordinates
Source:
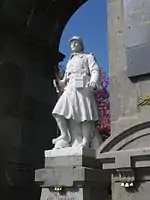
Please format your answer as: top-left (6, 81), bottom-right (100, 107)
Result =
top-left (69, 36), bottom-right (84, 50)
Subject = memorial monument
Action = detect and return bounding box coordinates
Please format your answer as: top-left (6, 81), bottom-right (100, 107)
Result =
top-left (35, 37), bottom-right (108, 200)
top-left (36, 0), bottom-right (150, 200)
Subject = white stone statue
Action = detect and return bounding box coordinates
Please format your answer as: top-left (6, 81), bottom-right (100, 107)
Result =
top-left (52, 36), bottom-right (101, 149)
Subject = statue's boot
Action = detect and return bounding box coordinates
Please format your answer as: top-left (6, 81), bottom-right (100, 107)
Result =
top-left (53, 139), bottom-right (70, 149)
top-left (52, 115), bottom-right (70, 144)
top-left (52, 135), bottom-right (69, 144)
top-left (68, 119), bottom-right (83, 147)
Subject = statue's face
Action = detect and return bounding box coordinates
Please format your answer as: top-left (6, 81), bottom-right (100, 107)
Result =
top-left (70, 40), bottom-right (82, 53)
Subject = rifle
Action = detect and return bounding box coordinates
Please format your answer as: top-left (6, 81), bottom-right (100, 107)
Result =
top-left (53, 65), bottom-right (64, 95)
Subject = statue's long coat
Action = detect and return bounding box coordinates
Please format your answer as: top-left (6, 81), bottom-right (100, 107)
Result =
top-left (52, 53), bottom-right (100, 122)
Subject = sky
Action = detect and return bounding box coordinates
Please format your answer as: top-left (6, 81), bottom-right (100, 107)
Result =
top-left (59, 0), bottom-right (108, 75)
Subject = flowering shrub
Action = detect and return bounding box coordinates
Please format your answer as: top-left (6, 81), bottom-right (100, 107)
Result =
top-left (96, 70), bottom-right (110, 141)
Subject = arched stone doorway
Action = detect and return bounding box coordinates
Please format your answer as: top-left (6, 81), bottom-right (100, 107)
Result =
top-left (0, 1), bottom-right (87, 200)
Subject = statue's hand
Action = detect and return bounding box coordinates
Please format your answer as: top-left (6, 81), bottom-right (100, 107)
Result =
top-left (53, 79), bottom-right (66, 93)
top-left (59, 80), bottom-right (66, 87)
top-left (86, 81), bottom-right (97, 91)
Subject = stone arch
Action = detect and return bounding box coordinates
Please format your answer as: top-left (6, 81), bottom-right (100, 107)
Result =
top-left (97, 121), bottom-right (150, 155)
top-left (54, 0), bottom-right (88, 50)
top-left (0, 0), bottom-right (88, 150)
top-left (0, 1), bottom-right (88, 200)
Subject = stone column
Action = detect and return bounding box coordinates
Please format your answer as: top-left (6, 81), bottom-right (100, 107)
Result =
top-left (0, 19), bottom-right (59, 200)
top-left (108, 0), bottom-right (150, 137)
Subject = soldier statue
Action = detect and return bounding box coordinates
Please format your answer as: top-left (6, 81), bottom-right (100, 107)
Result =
top-left (52, 36), bottom-right (101, 149)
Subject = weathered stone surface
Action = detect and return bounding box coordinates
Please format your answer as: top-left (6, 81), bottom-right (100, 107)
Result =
top-left (41, 186), bottom-right (109, 200)
top-left (44, 148), bottom-right (101, 168)
top-left (108, 0), bottom-right (127, 74)
top-left (108, 0), bottom-right (138, 127)
top-left (45, 155), bottom-right (101, 168)
top-left (110, 71), bottom-right (137, 122)
top-left (96, 0), bottom-right (150, 200)
top-left (112, 181), bottom-right (150, 200)
top-left (124, 0), bottom-right (150, 77)
top-left (108, 0), bottom-right (150, 133)
top-left (36, 166), bottom-right (110, 200)
top-left (35, 166), bottom-right (107, 187)
top-left (45, 147), bottom-right (95, 158)
top-left (36, 147), bottom-right (110, 200)
top-left (98, 147), bottom-right (150, 169)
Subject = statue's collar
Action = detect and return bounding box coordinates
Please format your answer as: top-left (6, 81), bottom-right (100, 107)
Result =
top-left (70, 52), bottom-right (85, 59)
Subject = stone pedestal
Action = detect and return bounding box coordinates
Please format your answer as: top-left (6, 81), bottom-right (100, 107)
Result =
top-left (35, 148), bottom-right (110, 200)
top-left (98, 147), bottom-right (150, 200)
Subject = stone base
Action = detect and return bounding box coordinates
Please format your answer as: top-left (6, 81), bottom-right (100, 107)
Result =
top-left (45, 147), bottom-right (95, 158)
top-left (41, 186), bottom-right (108, 200)
top-left (35, 147), bottom-right (110, 200)
top-left (44, 147), bottom-right (101, 168)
